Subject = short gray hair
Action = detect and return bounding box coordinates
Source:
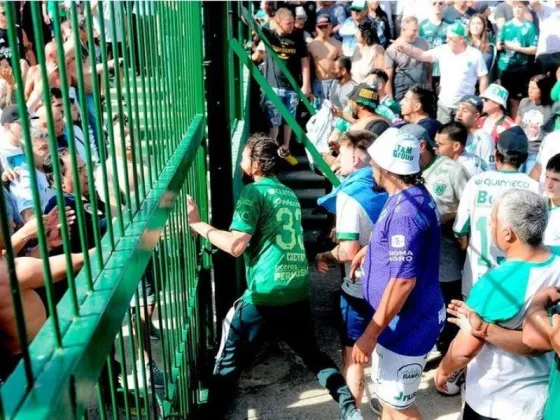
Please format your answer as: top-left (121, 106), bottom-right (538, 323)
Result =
top-left (496, 189), bottom-right (548, 247)
top-left (402, 16), bottom-right (419, 28)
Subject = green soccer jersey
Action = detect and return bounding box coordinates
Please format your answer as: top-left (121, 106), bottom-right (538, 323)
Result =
top-left (419, 19), bottom-right (448, 77)
top-left (497, 20), bottom-right (538, 73)
top-left (229, 177), bottom-right (309, 305)
top-left (377, 96), bottom-right (401, 121)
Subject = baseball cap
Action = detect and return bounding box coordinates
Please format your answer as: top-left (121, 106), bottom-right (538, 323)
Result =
top-left (367, 127), bottom-right (421, 175)
top-left (316, 13), bottom-right (331, 25)
top-left (480, 83), bottom-right (509, 109)
top-left (349, 83), bottom-right (379, 110)
top-left (460, 95), bottom-right (483, 113)
top-left (447, 22), bottom-right (467, 39)
top-left (295, 6), bottom-right (307, 19)
top-left (399, 124), bottom-right (435, 147)
top-left (473, 1), bottom-right (489, 14)
top-left (497, 126), bottom-right (529, 156)
top-left (350, 0), bottom-right (367, 12)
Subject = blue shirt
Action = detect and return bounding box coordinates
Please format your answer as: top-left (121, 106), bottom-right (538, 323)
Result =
top-left (362, 185), bottom-right (445, 356)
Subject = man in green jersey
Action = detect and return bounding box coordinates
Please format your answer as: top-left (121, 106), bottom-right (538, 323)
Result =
top-left (187, 134), bottom-right (362, 420)
top-left (419, 1), bottom-right (448, 94)
top-left (496, 1), bottom-right (538, 117)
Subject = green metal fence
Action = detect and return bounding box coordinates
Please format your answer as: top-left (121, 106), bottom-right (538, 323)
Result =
top-left (0, 1), bottom-right (213, 419)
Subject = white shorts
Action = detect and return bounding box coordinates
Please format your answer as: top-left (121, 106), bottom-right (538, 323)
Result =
top-left (371, 343), bottom-right (428, 410)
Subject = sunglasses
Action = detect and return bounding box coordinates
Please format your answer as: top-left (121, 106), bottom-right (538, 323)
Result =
top-left (317, 24), bottom-right (330, 29)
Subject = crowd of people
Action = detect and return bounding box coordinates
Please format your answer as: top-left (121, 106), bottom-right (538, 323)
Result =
top-left (185, 1), bottom-right (560, 419)
top-left (0, 0), bottom-right (164, 393)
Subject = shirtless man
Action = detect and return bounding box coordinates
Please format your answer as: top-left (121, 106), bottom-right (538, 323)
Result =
top-left (307, 14), bottom-right (341, 105)
top-left (0, 225), bottom-right (86, 381)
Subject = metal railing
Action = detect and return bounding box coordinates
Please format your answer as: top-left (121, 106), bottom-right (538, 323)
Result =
top-left (0, 1), bottom-right (211, 419)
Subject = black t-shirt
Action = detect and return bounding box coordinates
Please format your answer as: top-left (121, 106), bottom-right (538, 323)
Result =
top-left (417, 118), bottom-right (442, 141)
top-left (442, 6), bottom-right (476, 25)
top-left (262, 26), bottom-right (307, 89)
top-left (0, 26), bottom-right (25, 67)
top-left (36, 193), bottom-right (107, 306)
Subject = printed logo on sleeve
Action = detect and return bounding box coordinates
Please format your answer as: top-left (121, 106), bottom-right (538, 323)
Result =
top-left (391, 235), bottom-right (406, 248)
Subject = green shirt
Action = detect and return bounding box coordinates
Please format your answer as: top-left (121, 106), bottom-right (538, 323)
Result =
top-left (47, 1), bottom-right (67, 18)
top-left (377, 96), bottom-right (401, 121)
top-left (230, 177), bottom-right (309, 305)
top-left (497, 20), bottom-right (538, 73)
top-left (545, 356), bottom-right (560, 420)
top-left (419, 19), bottom-right (448, 77)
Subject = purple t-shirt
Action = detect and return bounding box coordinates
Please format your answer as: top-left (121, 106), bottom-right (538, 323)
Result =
top-left (362, 185), bottom-right (445, 356)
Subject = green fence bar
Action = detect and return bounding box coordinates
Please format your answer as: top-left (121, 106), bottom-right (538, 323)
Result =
top-left (230, 38), bottom-right (341, 186)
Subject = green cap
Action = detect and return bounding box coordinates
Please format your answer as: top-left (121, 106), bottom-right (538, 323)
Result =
top-left (446, 22), bottom-right (467, 39)
top-left (350, 0), bottom-right (367, 11)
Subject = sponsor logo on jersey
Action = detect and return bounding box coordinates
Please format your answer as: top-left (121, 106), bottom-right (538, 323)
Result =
top-left (391, 234), bottom-right (406, 248)
top-left (433, 183), bottom-right (447, 196)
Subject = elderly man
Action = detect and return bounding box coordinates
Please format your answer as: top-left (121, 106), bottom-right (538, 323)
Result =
top-left (351, 127), bottom-right (445, 419)
top-left (391, 22), bottom-right (488, 124)
top-left (384, 16), bottom-right (431, 102)
top-left (437, 188), bottom-right (559, 420)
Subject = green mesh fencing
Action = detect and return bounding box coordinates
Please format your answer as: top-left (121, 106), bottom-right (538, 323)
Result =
top-left (0, 1), bottom-right (212, 419)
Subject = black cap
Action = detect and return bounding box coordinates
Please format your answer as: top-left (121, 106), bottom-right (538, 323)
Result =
top-left (460, 95), bottom-right (483, 113)
top-left (316, 13), bottom-right (332, 25)
top-left (349, 83), bottom-right (379, 110)
top-left (1, 105), bottom-right (23, 125)
top-left (497, 126), bottom-right (529, 156)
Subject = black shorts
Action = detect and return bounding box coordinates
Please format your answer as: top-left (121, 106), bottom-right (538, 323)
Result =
top-left (499, 70), bottom-right (530, 100)
top-left (463, 403), bottom-right (498, 420)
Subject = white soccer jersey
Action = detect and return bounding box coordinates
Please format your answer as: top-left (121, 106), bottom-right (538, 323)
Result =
top-left (544, 203), bottom-right (560, 246)
top-left (454, 170), bottom-right (540, 296)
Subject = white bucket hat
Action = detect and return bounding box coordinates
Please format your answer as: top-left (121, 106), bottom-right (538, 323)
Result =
top-left (367, 127), bottom-right (420, 175)
top-left (480, 83), bottom-right (509, 109)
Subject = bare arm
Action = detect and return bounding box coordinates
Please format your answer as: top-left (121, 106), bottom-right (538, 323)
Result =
top-left (438, 329), bottom-right (484, 379)
top-left (15, 253), bottom-right (85, 290)
top-left (301, 56), bottom-right (311, 95)
top-left (529, 163), bottom-right (542, 182)
top-left (367, 278), bottom-right (416, 338)
top-left (395, 41), bottom-right (435, 63)
top-left (478, 75), bottom-right (488, 95)
top-left (189, 221), bottom-right (251, 258)
top-left (316, 240), bottom-right (360, 272)
top-left (384, 66), bottom-right (394, 99)
top-left (523, 287), bottom-right (560, 351)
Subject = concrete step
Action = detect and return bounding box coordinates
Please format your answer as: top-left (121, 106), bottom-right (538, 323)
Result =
top-left (293, 188), bottom-right (324, 209)
top-left (278, 169), bottom-right (324, 190)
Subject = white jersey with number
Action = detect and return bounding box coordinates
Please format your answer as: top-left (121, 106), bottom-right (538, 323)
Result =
top-left (544, 203), bottom-right (560, 246)
top-left (454, 170), bottom-right (540, 297)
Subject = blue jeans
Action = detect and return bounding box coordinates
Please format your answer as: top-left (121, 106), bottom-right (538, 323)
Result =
top-left (312, 78), bottom-right (335, 106)
top-left (263, 87), bottom-right (299, 128)
top-left (208, 299), bottom-right (359, 419)
top-left (520, 152), bottom-right (537, 174)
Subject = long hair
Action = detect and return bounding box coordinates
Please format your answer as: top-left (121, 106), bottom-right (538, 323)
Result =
top-left (358, 20), bottom-right (380, 47)
top-left (530, 74), bottom-right (554, 107)
top-left (468, 14), bottom-right (490, 53)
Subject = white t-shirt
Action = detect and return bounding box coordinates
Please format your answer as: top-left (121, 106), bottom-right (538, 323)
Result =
top-left (454, 170), bottom-right (540, 296)
top-left (466, 130), bottom-right (496, 171)
top-left (423, 155), bottom-right (471, 282)
top-left (536, 12), bottom-right (560, 56)
top-left (336, 191), bottom-right (374, 298)
top-left (0, 142), bottom-right (25, 170)
top-left (465, 252), bottom-right (560, 420)
top-left (536, 131), bottom-right (560, 187)
top-left (10, 164), bottom-right (54, 216)
top-left (457, 151), bottom-right (488, 177)
top-left (544, 203), bottom-right (560, 246)
top-left (429, 45), bottom-right (488, 108)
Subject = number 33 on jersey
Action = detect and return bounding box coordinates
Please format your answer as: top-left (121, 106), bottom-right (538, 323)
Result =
top-left (229, 178), bottom-right (310, 306)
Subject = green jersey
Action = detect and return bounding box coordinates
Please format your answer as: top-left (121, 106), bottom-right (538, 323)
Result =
top-left (377, 96), bottom-right (401, 122)
top-left (419, 19), bottom-right (448, 77)
top-left (497, 20), bottom-right (538, 73)
top-left (230, 177), bottom-right (309, 305)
